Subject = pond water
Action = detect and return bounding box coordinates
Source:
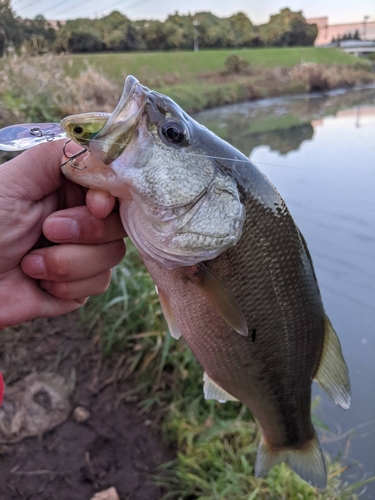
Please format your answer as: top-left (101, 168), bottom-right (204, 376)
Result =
top-left (195, 87), bottom-right (375, 496)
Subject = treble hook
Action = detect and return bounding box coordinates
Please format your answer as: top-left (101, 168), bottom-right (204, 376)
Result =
top-left (60, 140), bottom-right (90, 170)
top-left (29, 126), bottom-right (57, 142)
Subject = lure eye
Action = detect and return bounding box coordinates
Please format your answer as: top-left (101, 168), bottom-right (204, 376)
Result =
top-left (73, 125), bottom-right (85, 137)
top-left (161, 122), bottom-right (185, 144)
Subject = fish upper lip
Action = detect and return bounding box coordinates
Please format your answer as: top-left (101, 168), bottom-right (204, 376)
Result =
top-left (85, 76), bottom-right (147, 164)
top-left (96, 76), bottom-right (145, 137)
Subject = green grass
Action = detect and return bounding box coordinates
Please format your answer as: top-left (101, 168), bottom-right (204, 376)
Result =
top-left (66, 47), bottom-right (370, 82)
top-left (81, 242), bottom-right (374, 499)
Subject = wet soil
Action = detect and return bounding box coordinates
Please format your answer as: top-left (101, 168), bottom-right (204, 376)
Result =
top-left (0, 313), bottom-right (172, 500)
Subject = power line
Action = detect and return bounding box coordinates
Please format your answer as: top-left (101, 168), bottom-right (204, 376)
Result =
top-left (101, 0), bottom-right (155, 16)
top-left (12, 0), bottom-right (37, 7)
top-left (50, 0), bottom-right (98, 18)
top-left (43, 0), bottom-right (82, 16)
top-left (17, 0), bottom-right (47, 13)
top-left (52, 0), bottom-right (145, 19)
top-left (14, 0), bottom-right (156, 20)
top-left (98, 0), bottom-right (133, 16)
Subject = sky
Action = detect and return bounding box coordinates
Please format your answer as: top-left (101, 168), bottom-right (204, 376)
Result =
top-left (11, 0), bottom-right (375, 25)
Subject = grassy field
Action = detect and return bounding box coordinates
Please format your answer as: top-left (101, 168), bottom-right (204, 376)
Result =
top-left (67, 47), bottom-right (368, 81)
top-left (61, 47), bottom-right (374, 113)
top-left (66, 47), bottom-right (370, 82)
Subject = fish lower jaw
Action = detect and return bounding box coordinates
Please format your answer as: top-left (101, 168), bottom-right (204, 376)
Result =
top-left (128, 224), bottom-right (228, 269)
top-left (121, 209), bottom-right (233, 269)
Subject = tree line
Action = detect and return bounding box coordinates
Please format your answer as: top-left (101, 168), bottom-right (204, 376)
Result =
top-left (0, 1), bottom-right (317, 56)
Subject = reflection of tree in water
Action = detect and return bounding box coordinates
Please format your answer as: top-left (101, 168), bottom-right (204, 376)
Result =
top-left (247, 123), bottom-right (314, 156)
top-left (205, 112), bottom-right (314, 155)
top-left (196, 88), bottom-right (375, 156)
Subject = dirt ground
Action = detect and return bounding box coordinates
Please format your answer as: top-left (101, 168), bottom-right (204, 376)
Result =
top-left (0, 313), bottom-right (172, 500)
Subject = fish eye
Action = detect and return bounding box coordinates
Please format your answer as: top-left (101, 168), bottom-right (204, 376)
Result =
top-left (73, 125), bottom-right (85, 137)
top-left (161, 122), bottom-right (185, 144)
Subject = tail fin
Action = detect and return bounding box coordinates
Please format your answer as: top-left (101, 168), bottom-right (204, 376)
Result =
top-left (255, 434), bottom-right (327, 490)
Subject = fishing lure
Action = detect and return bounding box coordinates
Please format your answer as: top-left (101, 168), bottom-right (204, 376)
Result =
top-left (0, 123), bottom-right (66, 151)
top-left (0, 112), bottom-right (110, 153)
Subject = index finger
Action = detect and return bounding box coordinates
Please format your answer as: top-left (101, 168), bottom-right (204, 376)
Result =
top-left (2, 140), bottom-right (83, 201)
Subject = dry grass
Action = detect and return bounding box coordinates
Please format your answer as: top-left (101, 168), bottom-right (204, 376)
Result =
top-left (0, 56), bottom-right (121, 125)
top-left (289, 63), bottom-right (375, 92)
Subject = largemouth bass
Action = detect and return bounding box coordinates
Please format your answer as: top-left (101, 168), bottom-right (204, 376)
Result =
top-left (61, 76), bottom-right (350, 489)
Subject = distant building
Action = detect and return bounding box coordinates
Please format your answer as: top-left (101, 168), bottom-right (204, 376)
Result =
top-left (307, 17), bottom-right (375, 45)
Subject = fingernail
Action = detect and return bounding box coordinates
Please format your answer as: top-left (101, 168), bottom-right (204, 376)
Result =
top-left (45, 217), bottom-right (79, 241)
top-left (87, 190), bottom-right (111, 219)
top-left (24, 254), bottom-right (45, 277)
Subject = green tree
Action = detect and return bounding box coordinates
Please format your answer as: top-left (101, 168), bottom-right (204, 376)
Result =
top-left (228, 12), bottom-right (261, 47)
top-left (99, 12), bottom-right (144, 51)
top-left (194, 12), bottom-right (235, 49)
top-left (0, 0), bottom-right (23, 56)
top-left (21, 15), bottom-right (56, 54)
top-left (53, 19), bottom-right (104, 53)
top-left (260, 8), bottom-right (317, 47)
top-left (162, 13), bottom-right (194, 50)
top-left (7, 6), bottom-right (319, 54)
top-left (135, 20), bottom-right (169, 51)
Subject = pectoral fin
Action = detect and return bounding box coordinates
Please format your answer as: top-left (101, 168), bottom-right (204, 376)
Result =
top-left (314, 315), bottom-right (350, 409)
top-left (187, 263), bottom-right (248, 336)
top-left (203, 372), bottom-right (238, 403)
top-left (158, 289), bottom-right (181, 340)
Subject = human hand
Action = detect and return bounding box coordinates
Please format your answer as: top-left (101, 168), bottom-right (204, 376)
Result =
top-left (0, 141), bottom-right (126, 329)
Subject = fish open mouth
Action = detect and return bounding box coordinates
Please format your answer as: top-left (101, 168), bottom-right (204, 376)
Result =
top-left (88, 75), bottom-right (147, 164)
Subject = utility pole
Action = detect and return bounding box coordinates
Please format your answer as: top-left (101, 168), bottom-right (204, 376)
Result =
top-left (363, 15), bottom-right (370, 40)
top-left (193, 19), bottom-right (199, 52)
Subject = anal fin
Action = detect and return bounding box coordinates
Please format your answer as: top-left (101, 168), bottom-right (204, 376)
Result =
top-left (314, 315), bottom-right (350, 409)
top-left (203, 372), bottom-right (238, 403)
top-left (255, 433), bottom-right (327, 490)
top-left (187, 263), bottom-right (248, 336)
top-left (158, 289), bottom-right (181, 340)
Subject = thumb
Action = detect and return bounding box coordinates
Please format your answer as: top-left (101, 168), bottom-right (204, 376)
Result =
top-left (1, 140), bottom-right (82, 201)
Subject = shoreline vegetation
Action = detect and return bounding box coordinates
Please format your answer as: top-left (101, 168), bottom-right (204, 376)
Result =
top-left (0, 48), bottom-right (374, 131)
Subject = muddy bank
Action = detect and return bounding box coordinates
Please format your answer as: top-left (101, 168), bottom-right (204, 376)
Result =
top-left (0, 313), bottom-right (172, 500)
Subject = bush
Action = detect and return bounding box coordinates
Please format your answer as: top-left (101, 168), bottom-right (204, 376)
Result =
top-left (223, 54), bottom-right (251, 74)
top-left (289, 63), bottom-right (374, 92)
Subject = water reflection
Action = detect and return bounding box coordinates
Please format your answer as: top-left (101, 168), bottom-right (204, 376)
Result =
top-left (195, 87), bottom-right (375, 156)
top-left (197, 87), bottom-right (375, 496)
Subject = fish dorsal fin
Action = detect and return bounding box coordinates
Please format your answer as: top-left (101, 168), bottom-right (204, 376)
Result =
top-left (255, 433), bottom-right (327, 490)
top-left (203, 372), bottom-right (238, 403)
top-left (314, 315), bottom-right (350, 409)
top-left (158, 289), bottom-right (181, 340)
top-left (187, 263), bottom-right (248, 336)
